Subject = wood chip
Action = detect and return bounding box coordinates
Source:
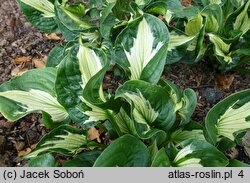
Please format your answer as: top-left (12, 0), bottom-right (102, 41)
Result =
top-left (14, 56), bottom-right (32, 63)
top-left (44, 33), bottom-right (61, 40)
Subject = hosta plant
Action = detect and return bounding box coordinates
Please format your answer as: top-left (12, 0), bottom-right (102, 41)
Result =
top-left (0, 0), bottom-right (249, 167)
top-left (164, 0), bottom-right (250, 72)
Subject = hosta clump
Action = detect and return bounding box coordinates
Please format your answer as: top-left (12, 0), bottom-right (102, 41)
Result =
top-left (163, 0), bottom-right (250, 72)
top-left (0, 0), bottom-right (249, 167)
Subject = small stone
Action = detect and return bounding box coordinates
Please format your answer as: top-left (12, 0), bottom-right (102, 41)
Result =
top-left (203, 88), bottom-right (223, 103)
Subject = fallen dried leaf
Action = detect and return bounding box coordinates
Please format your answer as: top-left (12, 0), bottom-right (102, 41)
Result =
top-left (18, 147), bottom-right (31, 157)
top-left (30, 143), bottom-right (37, 150)
top-left (14, 56), bottom-right (32, 63)
top-left (216, 74), bottom-right (235, 90)
top-left (44, 33), bottom-right (61, 40)
top-left (33, 56), bottom-right (47, 68)
top-left (88, 127), bottom-right (101, 143)
top-left (11, 66), bottom-right (28, 76)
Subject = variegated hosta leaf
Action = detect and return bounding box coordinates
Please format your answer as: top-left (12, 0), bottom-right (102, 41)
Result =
top-left (179, 18), bottom-right (207, 63)
top-left (177, 89), bottom-right (197, 125)
top-left (81, 31), bottom-right (100, 43)
top-left (77, 45), bottom-right (106, 99)
top-left (77, 45), bottom-right (104, 89)
top-left (0, 68), bottom-right (68, 123)
top-left (115, 14), bottom-right (169, 83)
top-left (159, 80), bottom-right (197, 125)
top-left (116, 80), bottom-right (176, 131)
top-left (115, 108), bottom-right (137, 136)
top-left (173, 145), bottom-right (202, 167)
top-left (185, 13), bottom-right (203, 36)
top-left (166, 32), bottom-right (194, 64)
top-left (201, 4), bottom-right (222, 33)
top-left (124, 18), bottom-right (163, 80)
top-left (206, 15), bottom-right (219, 33)
top-left (208, 34), bottom-right (232, 63)
top-left (205, 89), bottom-right (250, 144)
top-left (19, 0), bottom-right (55, 17)
top-left (168, 33), bottom-right (195, 51)
top-left (234, 0), bottom-right (250, 35)
top-left (217, 100), bottom-right (250, 141)
top-left (170, 129), bottom-right (205, 144)
top-left (0, 89), bottom-right (68, 122)
top-left (25, 125), bottom-right (87, 158)
top-left (173, 140), bottom-right (228, 167)
top-left (56, 45), bottom-right (108, 127)
top-left (61, 3), bottom-right (92, 29)
top-left (124, 91), bottom-right (159, 131)
top-left (16, 0), bottom-right (58, 33)
top-left (79, 96), bottom-right (108, 125)
top-left (164, 10), bottom-right (173, 24)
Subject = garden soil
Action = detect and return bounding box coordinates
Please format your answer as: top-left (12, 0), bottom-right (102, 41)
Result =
top-left (0, 0), bottom-right (250, 166)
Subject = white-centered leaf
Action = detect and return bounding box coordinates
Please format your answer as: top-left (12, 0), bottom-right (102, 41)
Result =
top-left (208, 33), bottom-right (232, 63)
top-left (124, 91), bottom-right (159, 130)
top-left (173, 144), bottom-right (202, 167)
top-left (19, 0), bottom-right (55, 17)
top-left (168, 32), bottom-right (194, 51)
top-left (77, 45), bottom-right (103, 88)
top-left (124, 18), bottom-right (164, 80)
top-left (0, 89), bottom-right (68, 122)
top-left (26, 129), bottom-right (86, 158)
top-left (79, 96), bottom-right (108, 124)
top-left (216, 100), bottom-right (250, 141)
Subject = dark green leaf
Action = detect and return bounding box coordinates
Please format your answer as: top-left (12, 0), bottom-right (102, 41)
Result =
top-left (28, 153), bottom-right (57, 167)
top-left (63, 151), bottom-right (102, 167)
top-left (46, 45), bottom-right (65, 67)
top-left (151, 148), bottom-right (170, 167)
top-left (94, 135), bottom-right (151, 167)
top-left (227, 159), bottom-right (250, 167)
